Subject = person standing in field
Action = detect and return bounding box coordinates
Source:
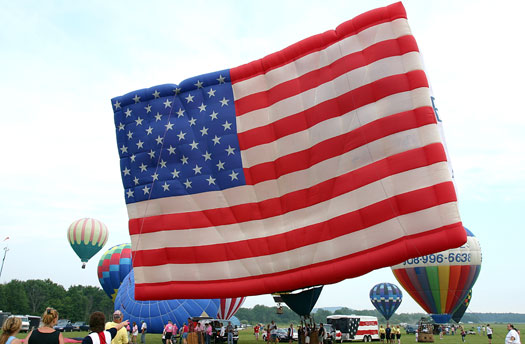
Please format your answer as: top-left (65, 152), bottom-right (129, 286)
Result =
top-left (486, 325), bottom-right (493, 344)
top-left (105, 310), bottom-right (128, 344)
top-left (0, 316), bottom-right (22, 344)
top-left (505, 324), bottom-right (520, 344)
top-left (82, 311), bottom-right (129, 344)
top-left (140, 321), bottom-right (147, 344)
top-left (26, 307), bottom-right (64, 344)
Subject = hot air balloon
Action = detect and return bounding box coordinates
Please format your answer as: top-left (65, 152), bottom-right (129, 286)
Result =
top-left (369, 283), bottom-right (403, 320)
top-left (391, 228), bottom-right (481, 323)
top-left (115, 270), bottom-right (219, 333)
top-left (67, 218), bottom-right (108, 268)
top-left (217, 297), bottom-right (246, 320)
top-left (272, 286), bottom-right (323, 318)
top-left (97, 243), bottom-right (132, 300)
top-left (451, 289), bottom-right (472, 323)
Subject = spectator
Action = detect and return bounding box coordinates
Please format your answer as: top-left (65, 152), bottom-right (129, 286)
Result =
top-left (0, 316), bottom-right (22, 344)
top-left (132, 322), bottom-right (138, 344)
top-left (205, 323), bottom-right (212, 344)
top-left (254, 324), bottom-right (260, 341)
top-left (505, 324), bottom-right (520, 344)
top-left (26, 307), bottom-right (64, 344)
top-left (105, 310), bottom-right (128, 344)
top-left (82, 311), bottom-right (129, 344)
top-left (288, 324), bottom-right (295, 344)
top-left (164, 321), bottom-right (174, 344)
top-left (396, 325), bottom-right (402, 344)
top-left (226, 322), bottom-right (234, 344)
top-left (486, 325), bottom-right (492, 344)
top-left (182, 323), bottom-right (189, 344)
top-left (318, 324), bottom-right (325, 344)
top-left (140, 321), bottom-right (147, 344)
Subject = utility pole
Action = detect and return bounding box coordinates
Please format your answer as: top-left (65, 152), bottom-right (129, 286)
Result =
top-left (0, 246), bottom-right (8, 281)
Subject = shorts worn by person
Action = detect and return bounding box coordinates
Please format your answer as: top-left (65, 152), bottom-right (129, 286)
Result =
top-left (83, 311), bottom-right (129, 344)
top-left (26, 307), bottom-right (65, 344)
top-left (106, 310), bottom-right (129, 344)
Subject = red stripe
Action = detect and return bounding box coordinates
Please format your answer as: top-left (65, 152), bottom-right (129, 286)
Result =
top-left (133, 222), bottom-right (466, 300)
top-left (234, 36), bottom-right (419, 114)
top-left (237, 70), bottom-right (429, 149)
top-left (230, 2), bottom-right (407, 82)
top-left (392, 269), bottom-right (431, 313)
top-left (81, 219), bottom-right (88, 243)
top-left (244, 106), bottom-right (436, 185)
top-left (129, 143), bottom-right (447, 234)
top-left (445, 265), bottom-right (462, 312)
top-left (132, 181), bottom-right (458, 266)
top-left (359, 321), bottom-right (378, 326)
top-left (357, 330), bottom-right (378, 335)
top-left (89, 218), bottom-right (96, 244)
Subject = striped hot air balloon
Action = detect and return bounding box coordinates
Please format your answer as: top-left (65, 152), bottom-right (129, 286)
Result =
top-left (67, 218), bottom-right (109, 268)
top-left (217, 297), bottom-right (246, 320)
top-left (391, 228), bottom-right (481, 323)
top-left (97, 243), bottom-right (132, 300)
top-left (369, 282), bottom-right (403, 320)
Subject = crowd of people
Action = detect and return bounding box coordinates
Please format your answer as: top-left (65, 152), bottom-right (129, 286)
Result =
top-left (379, 324), bottom-right (402, 344)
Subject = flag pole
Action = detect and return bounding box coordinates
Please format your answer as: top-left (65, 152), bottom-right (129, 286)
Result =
top-left (0, 246), bottom-right (9, 281)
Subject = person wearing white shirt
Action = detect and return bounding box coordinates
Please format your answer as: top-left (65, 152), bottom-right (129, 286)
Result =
top-left (506, 324), bottom-right (521, 344)
top-left (486, 325), bottom-right (493, 344)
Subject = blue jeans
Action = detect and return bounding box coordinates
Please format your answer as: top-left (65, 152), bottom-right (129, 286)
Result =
top-left (228, 333), bottom-right (233, 344)
top-left (141, 333), bottom-right (146, 344)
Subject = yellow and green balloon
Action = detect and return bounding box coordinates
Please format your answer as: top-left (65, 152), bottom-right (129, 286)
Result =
top-left (67, 218), bottom-right (108, 268)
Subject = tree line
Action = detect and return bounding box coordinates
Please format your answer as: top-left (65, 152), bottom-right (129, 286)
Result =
top-left (0, 279), bottom-right (113, 322)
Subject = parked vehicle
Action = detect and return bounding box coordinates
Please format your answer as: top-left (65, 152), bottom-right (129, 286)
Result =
top-left (72, 321), bottom-right (89, 331)
top-left (14, 316), bottom-right (30, 333)
top-left (404, 325), bottom-right (417, 334)
top-left (195, 317), bottom-right (239, 344)
top-left (54, 319), bottom-right (74, 332)
top-left (26, 316), bottom-right (41, 332)
top-left (326, 315), bottom-right (379, 342)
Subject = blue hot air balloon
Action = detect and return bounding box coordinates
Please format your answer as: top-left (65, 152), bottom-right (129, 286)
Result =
top-left (369, 282), bottom-right (403, 320)
top-left (114, 270), bottom-right (220, 333)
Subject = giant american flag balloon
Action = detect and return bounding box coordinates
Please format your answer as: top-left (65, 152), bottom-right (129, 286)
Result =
top-left (391, 228), bottom-right (481, 323)
top-left (67, 218), bottom-right (108, 268)
top-left (369, 282), bottom-right (403, 320)
top-left (97, 243), bottom-right (132, 300)
top-left (110, 2), bottom-right (466, 300)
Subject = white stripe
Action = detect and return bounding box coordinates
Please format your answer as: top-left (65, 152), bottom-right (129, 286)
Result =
top-left (132, 161), bottom-right (452, 250)
top-left (232, 19), bottom-right (412, 99)
top-left (236, 52), bottom-right (424, 133)
top-left (133, 202), bottom-right (460, 283)
top-left (241, 87), bottom-right (431, 168)
top-left (127, 124), bottom-right (442, 219)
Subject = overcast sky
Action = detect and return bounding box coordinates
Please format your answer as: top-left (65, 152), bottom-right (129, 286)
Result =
top-left (1, 0), bottom-right (524, 315)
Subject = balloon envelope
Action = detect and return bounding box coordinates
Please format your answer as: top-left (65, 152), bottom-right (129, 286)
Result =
top-left (67, 218), bottom-right (108, 267)
top-left (451, 289), bottom-right (472, 323)
top-left (391, 228), bottom-right (481, 323)
top-left (115, 270), bottom-right (220, 333)
top-left (369, 282), bottom-right (402, 320)
top-left (97, 243), bottom-right (132, 300)
top-left (217, 297), bottom-right (246, 320)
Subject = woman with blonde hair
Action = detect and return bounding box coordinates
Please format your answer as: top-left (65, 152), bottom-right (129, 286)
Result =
top-left (26, 307), bottom-right (64, 344)
top-left (0, 316), bottom-right (22, 344)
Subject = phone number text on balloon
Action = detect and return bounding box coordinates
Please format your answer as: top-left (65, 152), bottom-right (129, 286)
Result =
top-left (402, 253), bottom-right (472, 265)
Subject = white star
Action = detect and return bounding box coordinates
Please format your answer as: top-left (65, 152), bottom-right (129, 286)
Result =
top-left (125, 108), bottom-right (132, 117)
top-left (194, 80), bottom-right (204, 88)
top-left (155, 112), bottom-right (162, 121)
top-left (152, 90), bottom-right (161, 99)
top-left (126, 189), bottom-right (134, 198)
top-left (220, 97), bottom-right (230, 106)
top-left (159, 159), bottom-right (167, 168)
top-left (198, 103), bottom-right (207, 112)
top-left (113, 100), bottom-right (121, 110)
top-left (222, 120), bottom-right (232, 130)
top-left (120, 145), bottom-right (128, 154)
top-left (155, 135), bottom-right (163, 145)
top-left (148, 150), bottom-right (155, 159)
top-left (173, 87), bottom-right (181, 95)
top-left (165, 122), bottom-right (174, 130)
top-left (189, 140), bottom-right (199, 150)
top-left (171, 168), bottom-right (180, 178)
top-left (151, 173), bottom-right (159, 181)
top-left (200, 126), bottom-right (209, 136)
top-left (122, 167), bottom-right (131, 176)
top-left (130, 154), bottom-right (136, 162)
top-left (167, 145), bottom-right (176, 155)
top-left (144, 104), bottom-right (152, 113)
top-left (127, 131), bottom-right (133, 139)
top-left (177, 108), bottom-right (185, 117)
top-left (177, 131), bottom-right (186, 141)
top-left (193, 164), bottom-right (202, 175)
top-left (118, 122), bottom-right (125, 131)
top-left (212, 135), bottom-right (221, 145)
top-left (206, 176), bottom-right (216, 185)
top-left (164, 99), bottom-right (172, 108)
top-left (202, 151), bottom-right (212, 161)
top-left (209, 111), bottom-right (218, 120)
top-left (162, 182), bottom-right (170, 191)
top-left (145, 126), bottom-right (153, 135)
top-left (133, 177), bottom-right (140, 185)
top-left (217, 75), bottom-right (226, 84)
top-left (185, 94), bottom-right (194, 103)
top-left (181, 155), bottom-right (189, 164)
top-left (136, 140), bottom-right (144, 149)
top-left (216, 160), bottom-right (225, 171)
top-left (229, 170), bottom-right (239, 181)
top-left (139, 163), bottom-right (148, 172)
top-left (188, 117), bottom-right (197, 126)
top-left (142, 185), bottom-right (150, 194)
top-left (183, 179), bottom-right (192, 189)
top-left (135, 117), bottom-right (144, 126)
top-left (133, 94), bottom-right (141, 103)
top-left (225, 145), bottom-right (236, 156)
top-left (207, 88), bottom-right (216, 97)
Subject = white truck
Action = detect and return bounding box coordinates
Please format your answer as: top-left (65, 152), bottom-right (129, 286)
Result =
top-left (326, 315), bottom-right (379, 342)
top-left (14, 315), bottom-right (30, 332)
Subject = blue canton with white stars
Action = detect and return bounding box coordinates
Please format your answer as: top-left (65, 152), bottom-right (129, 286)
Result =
top-left (111, 70), bottom-right (246, 204)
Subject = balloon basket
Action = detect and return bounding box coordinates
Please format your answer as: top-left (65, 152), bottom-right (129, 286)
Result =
top-left (82, 262), bottom-right (86, 269)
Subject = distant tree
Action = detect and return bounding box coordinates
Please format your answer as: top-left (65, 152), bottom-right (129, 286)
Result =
top-left (3, 280), bottom-right (30, 314)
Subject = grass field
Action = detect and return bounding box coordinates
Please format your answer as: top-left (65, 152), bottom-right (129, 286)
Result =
top-left (16, 323), bottom-right (517, 344)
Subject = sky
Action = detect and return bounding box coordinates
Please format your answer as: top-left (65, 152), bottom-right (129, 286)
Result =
top-left (1, 0), bottom-right (524, 315)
